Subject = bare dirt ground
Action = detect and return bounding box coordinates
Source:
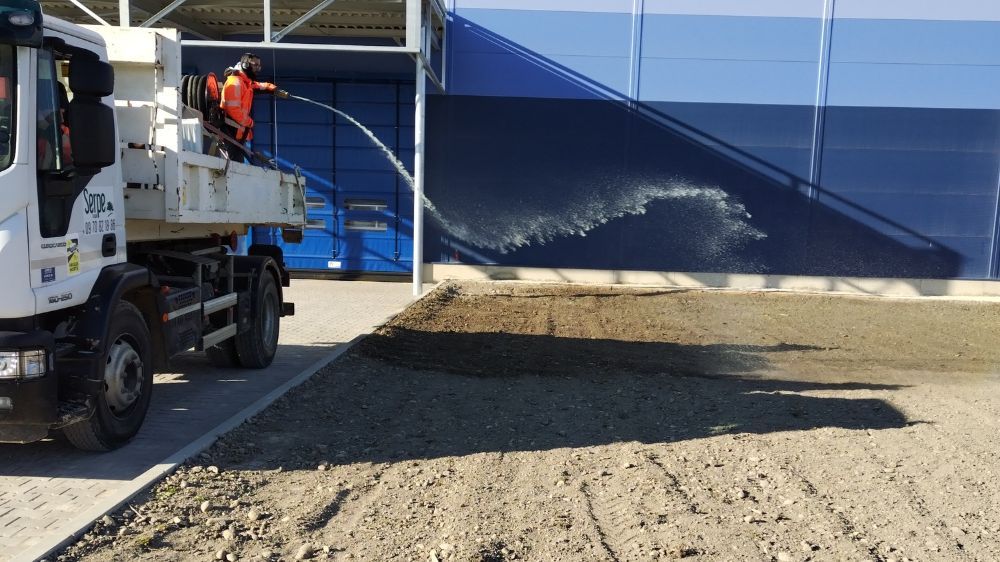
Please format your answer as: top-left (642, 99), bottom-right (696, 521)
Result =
top-left (56, 281), bottom-right (1000, 562)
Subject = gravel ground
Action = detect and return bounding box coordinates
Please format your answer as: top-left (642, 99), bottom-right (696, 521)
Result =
top-left (55, 281), bottom-right (1000, 562)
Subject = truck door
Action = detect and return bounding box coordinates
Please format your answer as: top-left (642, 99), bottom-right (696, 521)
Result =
top-left (28, 37), bottom-right (125, 313)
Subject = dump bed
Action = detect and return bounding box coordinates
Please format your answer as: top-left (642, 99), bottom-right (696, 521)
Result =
top-left (82, 26), bottom-right (306, 242)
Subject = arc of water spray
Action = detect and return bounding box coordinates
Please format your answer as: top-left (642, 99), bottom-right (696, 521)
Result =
top-left (288, 95), bottom-right (439, 214)
top-left (285, 95), bottom-right (763, 258)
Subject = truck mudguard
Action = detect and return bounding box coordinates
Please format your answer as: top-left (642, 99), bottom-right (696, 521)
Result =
top-left (249, 244), bottom-right (289, 287)
top-left (73, 263), bottom-right (155, 349)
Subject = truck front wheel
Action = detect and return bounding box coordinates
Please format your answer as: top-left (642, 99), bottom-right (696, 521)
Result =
top-left (64, 301), bottom-right (154, 451)
top-left (235, 270), bottom-right (280, 369)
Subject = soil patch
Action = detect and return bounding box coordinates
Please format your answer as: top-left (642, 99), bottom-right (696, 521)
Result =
top-left (57, 281), bottom-right (1000, 562)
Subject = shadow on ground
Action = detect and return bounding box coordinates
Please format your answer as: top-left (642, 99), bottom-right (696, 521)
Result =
top-left (216, 330), bottom-right (912, 471)
top-left (0, 343), bottom-right (338, 479)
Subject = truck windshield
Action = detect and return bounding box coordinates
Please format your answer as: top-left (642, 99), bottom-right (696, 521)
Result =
top-left (0, 45), bottom-right (13, 171)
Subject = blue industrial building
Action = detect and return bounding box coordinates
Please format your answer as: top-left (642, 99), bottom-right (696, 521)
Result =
top-left (421, 0), bottom-right (1000, 280)
top-left (94, 0), bottom-right (1000, 281)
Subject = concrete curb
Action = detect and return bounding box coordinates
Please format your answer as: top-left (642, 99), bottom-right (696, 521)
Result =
top-left (425, 263), bottom-right (1000, 299)
top-left (17, 287), bottom-right (435, 562)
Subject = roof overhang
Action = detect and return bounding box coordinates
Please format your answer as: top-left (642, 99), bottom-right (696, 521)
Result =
top-left (40, 0), bottom-right (447, 88)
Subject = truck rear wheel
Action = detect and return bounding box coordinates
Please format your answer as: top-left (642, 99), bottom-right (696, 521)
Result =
top-left (235, 270), bottom-right (280, 369)
top-left (64, 301), bottom-right (153, 451)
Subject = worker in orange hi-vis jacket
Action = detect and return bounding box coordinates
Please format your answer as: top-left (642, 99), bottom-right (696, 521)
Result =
top-left (219, 53), bottom-right (288, 162)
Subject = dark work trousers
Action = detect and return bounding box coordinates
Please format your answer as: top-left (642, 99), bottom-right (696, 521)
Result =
top-left (222, 124), bottom-right (248, 163)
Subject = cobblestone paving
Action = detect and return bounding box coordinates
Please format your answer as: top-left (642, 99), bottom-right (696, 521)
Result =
top-left (0, 280), bottom-right (414, 561)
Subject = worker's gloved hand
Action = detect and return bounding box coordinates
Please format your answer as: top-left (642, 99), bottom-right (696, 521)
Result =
top-left (274, 89), bottom-right (290, 99)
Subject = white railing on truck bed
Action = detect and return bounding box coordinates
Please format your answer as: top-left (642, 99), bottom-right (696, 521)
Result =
top-left (82, 25), bottom-right (306, 242)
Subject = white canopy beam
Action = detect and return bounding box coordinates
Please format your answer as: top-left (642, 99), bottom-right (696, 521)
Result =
top-left (139, 0), bottom-right (188, 28)
top-left (67, 0), bottom-right (110, 26)
top-left (129, 0), bottom-right (221, 39)
top-left (181, 40), bottom-right (418, 54)
top-left (271, 0), bottom-right (337, 42)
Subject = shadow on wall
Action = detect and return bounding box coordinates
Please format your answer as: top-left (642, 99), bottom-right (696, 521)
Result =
top-left (424, 16), bottom-right (963, 282)
top-left (207, 329), bottom-right (913, 470)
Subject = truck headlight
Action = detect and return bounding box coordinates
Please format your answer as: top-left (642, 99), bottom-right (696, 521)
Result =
top-left (0, 350), bottom-right (48, 380)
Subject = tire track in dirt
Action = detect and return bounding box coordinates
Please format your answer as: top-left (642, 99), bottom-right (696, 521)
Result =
top-left (734, 417), bottom-right (900, 562)
top-left (578, 456), bottom-right (691, 560)
top-left (746, 395), bottom-right (974, 562)
top-left (781, 461), bottom-right (889, 562)
top-left (863, 387), bottom-right (1000, 561)
top-left (297, 466), bottom-right (386, 534)
top-left (579, 481), bottom-right (622, 562)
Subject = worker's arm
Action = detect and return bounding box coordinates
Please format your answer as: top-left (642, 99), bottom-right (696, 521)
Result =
top-left (254, 81), bottom-right (289, 98)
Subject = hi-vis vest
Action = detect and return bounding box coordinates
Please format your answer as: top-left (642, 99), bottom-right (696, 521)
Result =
top-left (219, 70), bottom-right (276, 142)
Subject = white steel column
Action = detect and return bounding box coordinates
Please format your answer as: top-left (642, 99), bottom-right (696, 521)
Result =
top-left (119, 0), bottom-right (130, 26)
top-left (413, 57), bottom-right (426, 296)
top-left (411, 0), bottom-right (426, 296)
top-left (405, 0), bottom-right (419, 49)
top-left (264, 0), bottom-right (272, 41)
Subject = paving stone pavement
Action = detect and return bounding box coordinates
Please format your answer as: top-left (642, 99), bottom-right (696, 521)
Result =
top-left (0, 279), bottom-right (415, 562)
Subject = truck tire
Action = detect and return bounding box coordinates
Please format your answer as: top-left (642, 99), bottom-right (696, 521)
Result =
top-left (234, 270), bottom-right (280, 369)
top-left (64, 301), bottom-right (154, 451)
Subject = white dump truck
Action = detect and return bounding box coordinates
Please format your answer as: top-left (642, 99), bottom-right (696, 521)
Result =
top-left (0, 2), bottom-right (306, 449)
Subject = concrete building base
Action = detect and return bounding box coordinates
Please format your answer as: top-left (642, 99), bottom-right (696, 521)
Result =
top-left (425, 263), bottom-right (1000, 299)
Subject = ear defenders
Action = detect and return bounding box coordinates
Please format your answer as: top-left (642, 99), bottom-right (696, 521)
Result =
top-left (238, 53), bottom-right (260, 77)
top-left (240, 53), bottom-right (255, 72)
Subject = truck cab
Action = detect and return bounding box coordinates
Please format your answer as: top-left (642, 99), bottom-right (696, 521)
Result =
top-left (0, 2), bottom-right (305, 450)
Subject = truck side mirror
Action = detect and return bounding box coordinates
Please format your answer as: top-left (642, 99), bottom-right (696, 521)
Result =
top-left (69, 59), bottom-right (114, 97)
top-left (68, 98), bottom-right (116, 172)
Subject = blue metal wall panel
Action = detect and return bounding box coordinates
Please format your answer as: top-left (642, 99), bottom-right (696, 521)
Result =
top-left (448, 9), bottom-right (632, 99)
top-left (448, 51), bottom-right (627, 100)
top-left (639, 13), bottom-right (823, 106)
top-left (819, 150), bottom-right (1000, 195)
top-left (827, 63), bottom-right (1000, 110)
top-left (456, 8), bottom-right (632, 57)
top-left (641, 15), bottom-right (822, 62)
top-left (431, 3), bottom-right (1000, 280)
top-left (817, 106), bottom-right (1000, 278)
top-left (332, 81), bottom-right (413, 273)
top-left (638, 59), bottom-right (820, 106)
top-left (834, 0), bottom-right (1000, 22)
top-left (828, 18), bottom-right (1000, 110)
top-left (249, 79), bottom-right (414, 274)
top-left (425, 93), bottom-right (964, 279)
top-left (831, 20), bottom-right (1000, 66)
top-left (644, 102), bottom-right (817, 182)
top-left (456, 0), bottom-right (632, 14)
top-left (643, 0), bottom-right (825, 18)
top-left (816, 192), bottom-right (996, 239)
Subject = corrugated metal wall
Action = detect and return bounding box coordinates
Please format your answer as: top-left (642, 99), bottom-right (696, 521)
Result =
top-left (425, 0), bottom-right (1000, 279)
top-left (183, 47), bottom-right (416, 274)
top-left (254, 80), bottom-right (416, 273)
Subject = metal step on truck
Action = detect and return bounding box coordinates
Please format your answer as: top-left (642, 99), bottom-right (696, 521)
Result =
top-left (0, 1), bottom-right (306, 450)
